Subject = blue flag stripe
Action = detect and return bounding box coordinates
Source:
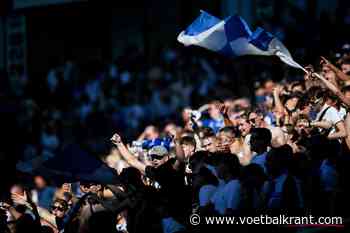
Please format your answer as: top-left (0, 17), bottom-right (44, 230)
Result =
top-left (223, 15), bottom-right (251, 42)
top-left (249, 27), bottom-right (274, 51)
top-left (184, 10), bottom-right (221, 36)
top-left (177, 10), bottom-right (305, 70)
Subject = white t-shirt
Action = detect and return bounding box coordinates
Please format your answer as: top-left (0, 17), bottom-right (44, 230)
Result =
top-left (338, 107), bottom-right (347, 120)
top-left (244, 134), bottom-right (251, 146)
top-left (317, 104), bottom-right (342, 124)
top-left (316, 104), bottom-right (343, 134)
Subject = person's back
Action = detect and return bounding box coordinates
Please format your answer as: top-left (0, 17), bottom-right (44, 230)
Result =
top-left (15, 212), bottom-right (41, 233)
top-left (119, 167), bottom-right (163, 233)
top-left (88, 210), bottom-right (118, 233)
top-left (264, 146), bottom-right (304, 215)
top-left (32, 176), bottom-right (56, 210)
top-left (126, 186), bottom-right (163, 233)
top-left (239, 164), bottom-right (267, 216)
top-left (249, 128), bottom-right (272, 174)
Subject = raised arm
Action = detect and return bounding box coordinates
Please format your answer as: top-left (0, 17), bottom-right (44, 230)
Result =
top-left (219, 104), bottom-right (234, 127)
top-left (164, 128), bottom-right (186, 171)
top-left (37, 206), bottom-right (57, 226)
top-left (310, 120), bottom-right (333, 129)
top-left (0, 202), bottom-right (22, 220)
top-left (172, 138), bottom-right (186, 171)
top-left (111, 133), bottom-right (146, 174)
top-left (11, 191), bottom-right (43, 227)
top-left (273, 86), bottom-right (285, 114)
top-left (321, 56), bottom-right (350, 82)
top-left (312, 72), bottom-right (350, 107)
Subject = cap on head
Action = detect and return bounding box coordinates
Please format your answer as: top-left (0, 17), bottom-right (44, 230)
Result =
top-left (148, 145), bottom-right (168, 157)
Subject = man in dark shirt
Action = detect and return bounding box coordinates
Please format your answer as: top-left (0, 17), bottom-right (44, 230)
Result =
top-left (111, 133), bottom-right (191, 224)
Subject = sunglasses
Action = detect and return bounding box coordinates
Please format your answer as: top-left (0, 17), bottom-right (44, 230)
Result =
top-left (311, 97), bottom-right (322, 105)
top-left (249, 118), bottom-right (256, 123)
top-left (51, 205), bottom-right (65, 212)
top-left (81, 183), bottom-right (95, 189)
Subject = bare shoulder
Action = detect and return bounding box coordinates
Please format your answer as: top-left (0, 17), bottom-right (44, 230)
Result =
top-left (268, 126), bottom-right (286, 147)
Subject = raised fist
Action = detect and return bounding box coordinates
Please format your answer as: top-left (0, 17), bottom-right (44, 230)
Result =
top-left (111, 133), bottom-right (122, 145)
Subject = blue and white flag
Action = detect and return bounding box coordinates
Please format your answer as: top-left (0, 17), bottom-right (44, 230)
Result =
top-left (177, 10), bottom-right (305, 71)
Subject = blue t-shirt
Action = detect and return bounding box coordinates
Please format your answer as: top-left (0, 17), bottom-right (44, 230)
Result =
top-left (223, 179), bottom-right (241, 211)
top-left (262, 173), bottom-right (304, 209)
top-left (210, 179), bottom-right (241, 215)
top-left (210, 182), bottom-right (226, 215)
top-left (162, 217), bottom-right (185, 233)
top-left (199, 184), bottom-right (217, 207)
top-left (250, 152), bottom-right (268, 174)
top-left (37, 187), bottom-right (56, 210)
top-left (205, 164), bottom-right (225, 186)
top-left (320, 159), bottom-right (338, 192)
top-left (201, 118), bottom-right (224, 134)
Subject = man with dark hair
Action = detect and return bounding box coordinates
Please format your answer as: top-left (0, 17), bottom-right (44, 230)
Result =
top-left (32, 176), bottom-right (56, 210)
top-left (291, 82), bottom-right (306, 93)
top-left (180, 136), bottom-right (197, 186)
top-left (341, 85), bottom-right (350, 98)
top-left (50, 198), bottom-right (69, 231)
top-left (111, 132), bottom-right (191, 225)
top-left (296, 94), bottom-right (312, 115)
top-left (249, 128), bottom-right (272, 174)
top-left (338, 55), bottom-right (350, 75)
top-left (179, 136), bottom-right (196, 159)
top-left (201, 131), bottom-right (217, 153)
top-left (218, 126), bottom-right (238, 140)
top-left (197, 127), bottom-right (214, 139)
top-left (210, 154), bottom-right (242, 215)
top-left (247, 111), bottom-right (286, 148)
top-left (238, 117), bottom-right (252, 138)
top-left (217, 126), bottom-right (238, 152)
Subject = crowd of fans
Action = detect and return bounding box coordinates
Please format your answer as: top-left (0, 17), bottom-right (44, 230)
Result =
top-left (2, 6), bottom-right (350, 232)
top-left (2, 49), bottom-right (350, 232)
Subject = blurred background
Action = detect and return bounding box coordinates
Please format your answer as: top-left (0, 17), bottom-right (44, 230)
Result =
top-left (0, 0), bottom-right (349, 194)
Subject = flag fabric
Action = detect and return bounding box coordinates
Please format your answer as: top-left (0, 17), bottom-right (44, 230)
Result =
top-left (177, 10), bottom-right (305, 71)
top-left (16, 144), bottom-right (120, 185)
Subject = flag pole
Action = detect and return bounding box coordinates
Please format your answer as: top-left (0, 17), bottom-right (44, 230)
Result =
top-left (275, 51), bottom-right (308, 74)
